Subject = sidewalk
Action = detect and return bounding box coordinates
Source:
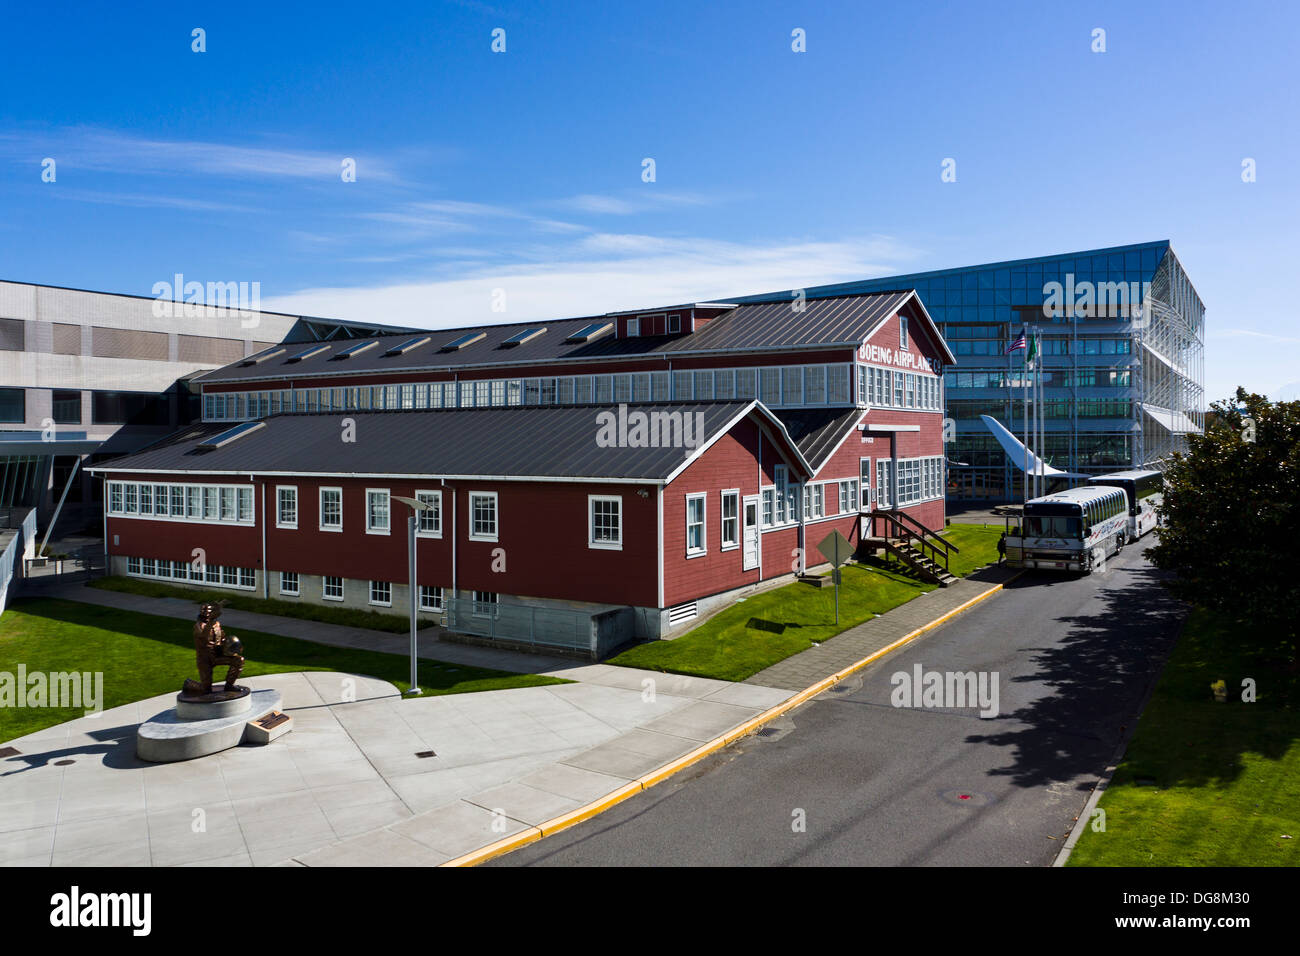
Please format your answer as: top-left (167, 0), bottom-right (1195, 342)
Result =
top-left (1, 671), bottom-right (795, 867)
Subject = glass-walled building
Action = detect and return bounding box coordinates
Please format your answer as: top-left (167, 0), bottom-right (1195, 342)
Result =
top-left (734, 241), bottom-right (1206, 502)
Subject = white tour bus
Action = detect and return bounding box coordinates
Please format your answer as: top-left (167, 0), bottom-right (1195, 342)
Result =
top-left (1006, 485), bottom-right (1130, 573)
top-left (1085, 469), bottom-right (1163, 542)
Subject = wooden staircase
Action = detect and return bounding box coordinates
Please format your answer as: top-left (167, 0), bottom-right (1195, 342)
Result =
top-left (862, 510), bottom-right (959, 587)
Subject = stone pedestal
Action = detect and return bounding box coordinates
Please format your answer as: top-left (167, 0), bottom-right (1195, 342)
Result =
top-left (176, 685), bottom-right (253, 720)
top-left (137, 688), bottom-right (285, 763)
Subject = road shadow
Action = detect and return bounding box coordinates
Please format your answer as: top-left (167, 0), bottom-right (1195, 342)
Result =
top-left (964, 564), bottom-right (1189, 791)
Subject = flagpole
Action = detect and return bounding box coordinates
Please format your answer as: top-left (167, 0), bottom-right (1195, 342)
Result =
top-left (1033, 327), bottom-right (1040, 498)
top-left (1022, 327), bottom-right (1028, 507)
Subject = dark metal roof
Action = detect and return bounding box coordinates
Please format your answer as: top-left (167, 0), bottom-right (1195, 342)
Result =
top-left (88, 403), bottom-right (812, 483)
top-left (775, 407), bottom-right (866, 475)
top-left (196, 291), bottom-right (921, 386)
top-left (665, 293), bottom-right (912, 354)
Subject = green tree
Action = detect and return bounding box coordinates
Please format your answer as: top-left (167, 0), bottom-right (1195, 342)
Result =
top-left (1147, 387), bottom-right (1300, 657)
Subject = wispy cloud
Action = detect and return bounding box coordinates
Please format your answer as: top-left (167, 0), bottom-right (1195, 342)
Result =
top-left (555, 190), bottom-right (718, 215)
top-left (45, 188), bottom-right (255, 213)
top-left (1211, 328), bottom-right (1300, 345)
top-left (262, 234), bottom-right (921, 327)
top-left (0, 127), bottom-right (402, 182)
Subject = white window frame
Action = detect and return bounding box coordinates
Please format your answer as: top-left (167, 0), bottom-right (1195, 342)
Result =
top-left (276, 485), bottom-right (298, 529)
top-left (366, 488), bottom-right (391, 535)
top-left (279, 571), bottom-right (300, 596)
top-left (626, 317), bottom-right (640, 337)
top-left (415, 489), bottom-right (442, 538)
top-left (720, 489), bottom-right (739, 550)
top-left (369, 580), bottom-right (392, 607)
top-left (472, 590), bottom-right (499, 617)
top-left (469, 491), bottom-right (499, 542)
top-left (588, 495), bottom-right (623, 551)
top-left (685, 492), bottom-right (706, 557)
top-left (900, 315), bottom-right (909, 349)
top-left (419, 585), bottom-right (444, 612)
top-left (319, 486), bottom-right (343, 532)
top-left (322, 575), bottom-right (344, 602)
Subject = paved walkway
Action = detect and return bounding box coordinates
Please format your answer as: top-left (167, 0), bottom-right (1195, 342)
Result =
top-left (745, 565), bottom-right (1020, 690)
top-left (1, 670), bottom-right (795, 867)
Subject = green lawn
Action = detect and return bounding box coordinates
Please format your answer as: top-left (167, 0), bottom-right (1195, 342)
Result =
top-left (90, 575), bottom-right (436, 634)
top-left (0, 598), bottom-right (568, 743)
top-left (1068, 607), bottom-right (1300, 866)
top-left (931, 523), bottom-right (1004, 578)
top-left (609, 562), bottom-right (936, 681)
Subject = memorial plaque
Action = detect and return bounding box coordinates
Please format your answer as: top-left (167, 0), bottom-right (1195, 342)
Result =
top-left (255, 711), bottom-right (290, 731)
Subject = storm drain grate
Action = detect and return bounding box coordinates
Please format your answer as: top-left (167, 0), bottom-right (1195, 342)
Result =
top-left (415, 750), bottom-right (437, 758)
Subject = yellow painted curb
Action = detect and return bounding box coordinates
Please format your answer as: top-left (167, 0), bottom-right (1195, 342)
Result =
top-left (445, 570), bottom-right (1023, 867)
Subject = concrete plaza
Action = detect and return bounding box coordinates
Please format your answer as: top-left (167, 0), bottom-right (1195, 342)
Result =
top-left (0, 666), bottom-right (794, 866)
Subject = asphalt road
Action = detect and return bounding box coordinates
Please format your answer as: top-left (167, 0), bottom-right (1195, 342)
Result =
top-left (493, 538), bottom-right (1188, 866)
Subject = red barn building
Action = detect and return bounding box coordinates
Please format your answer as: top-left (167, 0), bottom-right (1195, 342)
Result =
top-left (91, 290), bottom-right (956, 657)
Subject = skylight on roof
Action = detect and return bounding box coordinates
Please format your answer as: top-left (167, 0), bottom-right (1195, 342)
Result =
top-left (501, 327), bottom-right (546, 347)
top-left (286, 344), bottom-right (330, 363)
top-left (333, 340), bottom-right (378, 359)
top-left (566, 321), bottom-right (613, 343)
top-left (385, 335), bottom-right (431, 356)
top-left (239, 347), bottom-right (285, 366)
top-left (440, 331), bottom-right (486, 351)
top-left (197, 421), bottom-right (266, 450)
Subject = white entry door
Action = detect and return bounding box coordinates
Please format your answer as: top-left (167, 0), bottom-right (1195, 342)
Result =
top-left (742, 495), bottom-right (760, 571)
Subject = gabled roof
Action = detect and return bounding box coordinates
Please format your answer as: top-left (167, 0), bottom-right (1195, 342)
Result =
top-left (195, 290), bottom-right (938, 386)
top-left (775, 407), bottom-right (867, 475)
top-left (88, 402), bottom-right (814, 484)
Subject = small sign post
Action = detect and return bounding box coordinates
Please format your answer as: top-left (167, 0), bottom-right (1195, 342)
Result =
top-left (818, 530), bottom-right (854, 626)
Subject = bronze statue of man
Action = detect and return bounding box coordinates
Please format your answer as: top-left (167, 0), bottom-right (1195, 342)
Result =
top-left (191, 602), bottom-right (244, 695)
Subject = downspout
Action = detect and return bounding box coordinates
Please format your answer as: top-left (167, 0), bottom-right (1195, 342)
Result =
top-left (258, 476), bottom-right (268, 598)
top-left (101, 475), bottom-right (108, 573)
top-left (449, 481), bottom-right (457, 601)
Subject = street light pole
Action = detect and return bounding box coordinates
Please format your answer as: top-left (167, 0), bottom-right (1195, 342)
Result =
top-left (392, 495), bottom-right (433, 697)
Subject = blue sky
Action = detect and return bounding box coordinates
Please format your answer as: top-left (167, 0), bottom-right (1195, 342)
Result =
top-left (1, 0), bottom-right (1296, 402)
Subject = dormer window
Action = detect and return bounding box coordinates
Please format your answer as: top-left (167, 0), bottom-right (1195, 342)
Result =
top-left (626, 317), bottom-right (640, 337)
top-left (668, 314), bottom-right (681, 334)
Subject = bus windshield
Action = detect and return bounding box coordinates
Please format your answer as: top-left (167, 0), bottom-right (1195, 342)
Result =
top-left (1025, 515), bottom-right (1082, 538)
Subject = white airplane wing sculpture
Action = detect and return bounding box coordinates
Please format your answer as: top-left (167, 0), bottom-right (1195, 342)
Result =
top-left (979, 415), bottom-right (1090, 479)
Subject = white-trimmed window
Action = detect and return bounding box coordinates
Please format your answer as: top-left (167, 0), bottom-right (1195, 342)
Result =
top-left (685, 493), bottom-right (706, 556)
top-left (900, 315), bottom-right (909, 349)
top-left (469, 492), bottom-right (498, 541)
top-left (626, 317), bottom-right (640, 337)
top-left (415, 490), bottom-right (442, 536)
top-left (276, 486), bottom-right (298, 529)
top-left (774, 465), bottom-right (788, 524)
top-left (473, 591), bottom-right (499, 616)
top-left (320, 487), bottom-right (342, 531)
top-left (589, 495), bottom-right (622, 550)
top-left (369, 580), bottom-right (392, 606)
top-left (109, 482), bottom-right (123, 513)
top-left (323, 575), bottom-right (344, 601)
top-left (761, 487), bottom-right (774, 528)
top-left (279, 571), bottom-right (300, 596)
top-left (811, 483), bottom-right (824, 519)
top-left (720, 490), bottom-right (739, 550)
top-left (419, 585), bottom-right (444, 612)
top-left (366, 489), bottom-right (390, 534)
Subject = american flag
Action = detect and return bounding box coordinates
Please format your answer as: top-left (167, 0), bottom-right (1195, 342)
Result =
top-left (1004, 333), bottom-right (1026, 354)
